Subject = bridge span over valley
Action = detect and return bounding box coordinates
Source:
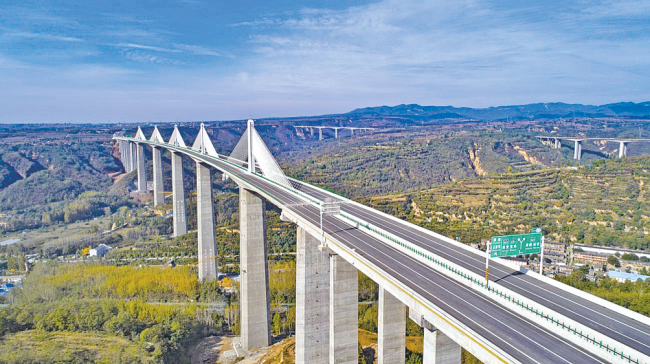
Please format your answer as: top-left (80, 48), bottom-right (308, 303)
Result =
top-left (115, 122), bottom-right (650, 364)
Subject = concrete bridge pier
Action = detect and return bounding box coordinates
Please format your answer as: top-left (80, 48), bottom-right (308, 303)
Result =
top-left (350, 128), bottom-right (355, 136)
top-left (618, 141), bottom-right (628, 158)
top-left (118, 141), bottom-right (124, 171)
top-left (136, 143), bottom-right (147, 192)
top-left (196, 162), bottom-right (218, 281)
top-left (378, 287), bottom-right (405, 364)
top-left (310, 127), bottom-right (314, 137)
top-left (126, 142), bottom-right (132, 172)
top-left (152, 146), bottom-right (164, 206)
top-left (554, 138), bottom-right (560, 149)
top-left (334, 128), bottom-right (338, 139)
top-left (319, 128), bottom-right (323, 141)
top-left (171, 151), bottom-right (188, 237)
top-left (124, 141), bottom-right (130, 172)
top-left (573, 140), bottom-right (582, 160)
top-left (329, 254), bottom-right (358, 364)
top-left (423, 322), bottom-right (461, 364)
top-left (295, 227), bottom-right (330, 364)
top-left (239, 188), bottom-right (271, 351)
top-left (119, 141), bottom-right (128, 172)
top-left (130, 142), bottom-right (137, 173)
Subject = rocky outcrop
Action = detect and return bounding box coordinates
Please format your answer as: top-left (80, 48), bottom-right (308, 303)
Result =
top-left (468, 144), bottom-right (487, 176)
top-left (512, 145), bottom-right (546, 167)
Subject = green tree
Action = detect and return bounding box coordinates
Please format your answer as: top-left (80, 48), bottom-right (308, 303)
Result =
top-left (272, 312), bottom-right (281, 335)
top-left (622, 253), bottom-right (639, 261)
top-left (406, 353), bottom-right (422, 364)
top-left (608, 255), bottom-right (621, 267)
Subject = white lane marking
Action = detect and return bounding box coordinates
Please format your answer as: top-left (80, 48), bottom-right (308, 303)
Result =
top-left (296, 208), bottom-right (610, 364)
top-left (169, 149), bottom-right (620, 361)
top-left (340, 202), bottom-right (650, 347)
top-left (314, 212), bottom-right (610, 364)
top-left (321, 213), bottom-right (611, 364)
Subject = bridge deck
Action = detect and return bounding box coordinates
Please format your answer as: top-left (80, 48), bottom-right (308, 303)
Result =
top-left (537, 136), bottom-right (650, 142)
top-left (298, 183), bottom-right (650, 356)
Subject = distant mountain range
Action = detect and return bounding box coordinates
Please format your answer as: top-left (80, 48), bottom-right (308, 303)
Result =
top-left (347, 101), bottom-right (650, 121)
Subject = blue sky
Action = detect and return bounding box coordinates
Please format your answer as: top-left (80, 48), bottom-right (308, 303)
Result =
top-left (1, 0), bottom-right (649, 123)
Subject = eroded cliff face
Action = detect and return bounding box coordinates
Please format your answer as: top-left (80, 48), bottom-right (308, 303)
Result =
top-left (411, 200), bottom-right (424, 216)
top-left (468, 144), bottom-right (487, 176)
top-left (512, 144), bottom-right (546, 167)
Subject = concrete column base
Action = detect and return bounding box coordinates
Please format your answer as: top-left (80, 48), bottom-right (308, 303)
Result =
top-left (240, 188), bottom-right (271, 351)
top-left (296, 227), bottom-right (330, 364)
top-left (574, 141), bottom-right (582, 160)
top-left (378, 287), bottom-right (405, 364)
top-left (329, 254), bottom-right (358, 364)
top-left (619, 141), bottom-right (628, 158)
top-left (423, 323), bottom-right (461, 364)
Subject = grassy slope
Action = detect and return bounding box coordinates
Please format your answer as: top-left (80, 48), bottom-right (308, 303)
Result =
top-left (0, 330), bottom-right (150, 364)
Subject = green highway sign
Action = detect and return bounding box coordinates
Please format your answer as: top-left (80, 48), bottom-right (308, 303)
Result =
top-left (490, 232), bottom-right (542, 258)
top-left (531, 227), bottom-right (542, 234)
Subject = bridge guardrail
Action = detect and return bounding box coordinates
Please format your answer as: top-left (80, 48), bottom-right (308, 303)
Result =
top-left (149, 139), bottom-right (324, 208)
top-left (288, 174), bottom-right (650, 329)
top-left (336, 211), bottom-right (647, 364)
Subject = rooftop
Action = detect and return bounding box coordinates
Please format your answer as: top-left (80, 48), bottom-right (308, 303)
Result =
top-left (608, 271), bottom-right (649, 282)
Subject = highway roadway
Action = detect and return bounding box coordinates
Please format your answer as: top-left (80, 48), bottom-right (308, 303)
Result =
top-left (128, 139), bottom-right (618, 363)
top-left (296, 183), bottom-right (650, 356)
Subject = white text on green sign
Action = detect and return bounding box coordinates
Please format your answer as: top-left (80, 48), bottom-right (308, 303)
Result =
top-left (490, 233), bottom-right (542, 258)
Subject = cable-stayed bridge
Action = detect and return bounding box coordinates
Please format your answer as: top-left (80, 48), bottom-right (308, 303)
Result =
top-left (115, 122), bottom-right (650, 364)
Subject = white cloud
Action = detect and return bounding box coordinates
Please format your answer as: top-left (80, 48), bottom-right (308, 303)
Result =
top-left (1, 0), bottom-right (649, 123)
top-left (224, 0), bottom-right (650, 109)
top-left (116, 43), bottom-right (181, 53)
top-left (173, 43), bottom-right (221, 56)
top-left (123, 50), bottom-right (185, 65)
top-left (3, 31), bottom-right (83, 42)
top-left (103, 29), bottom-right (159, 38)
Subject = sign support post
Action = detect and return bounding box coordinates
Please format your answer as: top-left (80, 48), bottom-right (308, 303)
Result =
top-left (320, 198), bottom-right (341, 245)
top-left (539, 236), bottom-right (545, 275)
top-left (319, 205), bottom-right (324, 243)
top-left (485, 240), bottom-right (491, 284)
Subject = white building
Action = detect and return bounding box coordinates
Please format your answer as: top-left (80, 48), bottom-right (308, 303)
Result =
top-left (608, 271), bottom-right (649, 283)
top-left (89, 244), bottom-right (112, 257)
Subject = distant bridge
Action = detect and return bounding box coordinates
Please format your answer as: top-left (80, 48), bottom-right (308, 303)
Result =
top-left (115, 124), bottom-right (650, 364)
top-left (292, 125), bottom-right (376, 140)
top-left (536, 136), bottom-right (650, 160)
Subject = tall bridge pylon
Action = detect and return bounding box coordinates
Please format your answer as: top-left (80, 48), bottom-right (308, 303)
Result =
top-left (229, 119), bottom-right (294, 190)
top-left (192, 123), bottom-right (219, 157)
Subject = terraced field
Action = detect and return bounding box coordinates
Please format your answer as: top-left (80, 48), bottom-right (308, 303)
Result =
top-left (360, 157), bottom-right (650, 249)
